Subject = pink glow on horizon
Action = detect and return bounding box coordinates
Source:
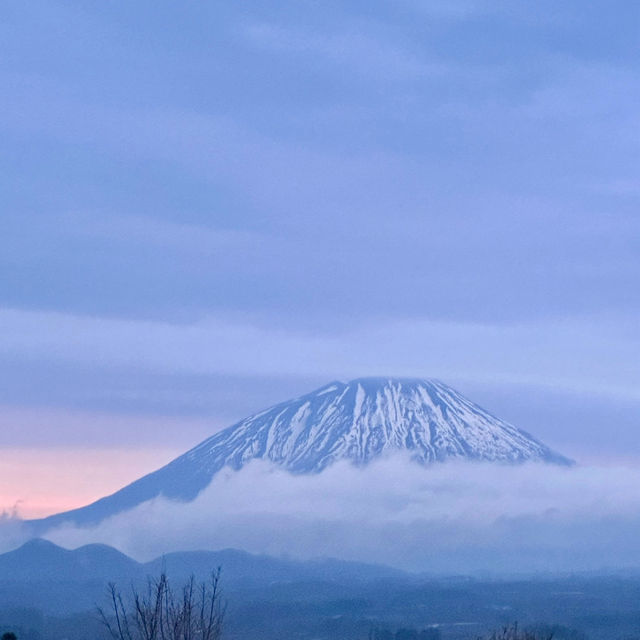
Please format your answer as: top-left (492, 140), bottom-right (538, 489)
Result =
top-left (0, 447), bottom-right (180, 518)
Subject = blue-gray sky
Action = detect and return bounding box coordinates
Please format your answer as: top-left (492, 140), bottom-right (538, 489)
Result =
top-left (1, 1), bottom-right (639, 514)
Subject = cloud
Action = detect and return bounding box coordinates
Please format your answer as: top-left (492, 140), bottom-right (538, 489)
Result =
top-left (0, 512), bottom-right (28, 553)
top-left (240, 22), bottom-right (444, 81)
top-left (0, 308), bottom-right (638, 403)
top-left (14, 457), bottom-right (640, 574)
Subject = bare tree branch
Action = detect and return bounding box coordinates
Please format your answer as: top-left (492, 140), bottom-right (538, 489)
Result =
top-left (97, 572), bottom-right (224, 640)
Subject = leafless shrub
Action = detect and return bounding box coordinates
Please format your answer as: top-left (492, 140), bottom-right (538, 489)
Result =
top-left (482, 623), bottom-right (553, 640)
top-left (98, 570), bottom-right (224, 640)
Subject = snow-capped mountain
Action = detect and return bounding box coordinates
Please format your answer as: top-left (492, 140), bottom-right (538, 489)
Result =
top-left (32, 378), bottom-right (572, 529)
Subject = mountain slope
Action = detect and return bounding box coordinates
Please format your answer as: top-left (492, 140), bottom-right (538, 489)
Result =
top-left (0, 539), bottom-right (406, 614)
top-left (32, 377), bottom-right (571, 530)
top-left (145, 548), bottom-right (405, 586)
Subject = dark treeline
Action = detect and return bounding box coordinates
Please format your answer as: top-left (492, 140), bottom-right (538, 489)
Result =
top-left (3, 572), bottom-right (640, 640)
top-left (370, 626), bottom-right (442, 640)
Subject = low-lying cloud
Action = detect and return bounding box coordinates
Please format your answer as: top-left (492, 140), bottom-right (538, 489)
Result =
top-left (4, 457), bottom-right (640, 574)
top-left (0, 457), bottom-right (640, 573)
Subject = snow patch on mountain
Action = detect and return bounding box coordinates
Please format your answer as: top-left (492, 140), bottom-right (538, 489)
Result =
top-left (183, 377), bottom-right (571, 474)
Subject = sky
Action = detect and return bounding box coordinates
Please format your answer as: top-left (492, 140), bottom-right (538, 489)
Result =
top-left (1, 0), bottom-right (639, 518)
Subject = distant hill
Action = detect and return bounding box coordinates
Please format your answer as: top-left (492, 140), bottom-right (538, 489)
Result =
top-left (0, 538), bottom-right (139, 582)
top-left (0, 539), bottom-right (406, 614)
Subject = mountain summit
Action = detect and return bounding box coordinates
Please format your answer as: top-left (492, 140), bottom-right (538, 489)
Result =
top-left (32, 378), bottom-right (571, 530)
